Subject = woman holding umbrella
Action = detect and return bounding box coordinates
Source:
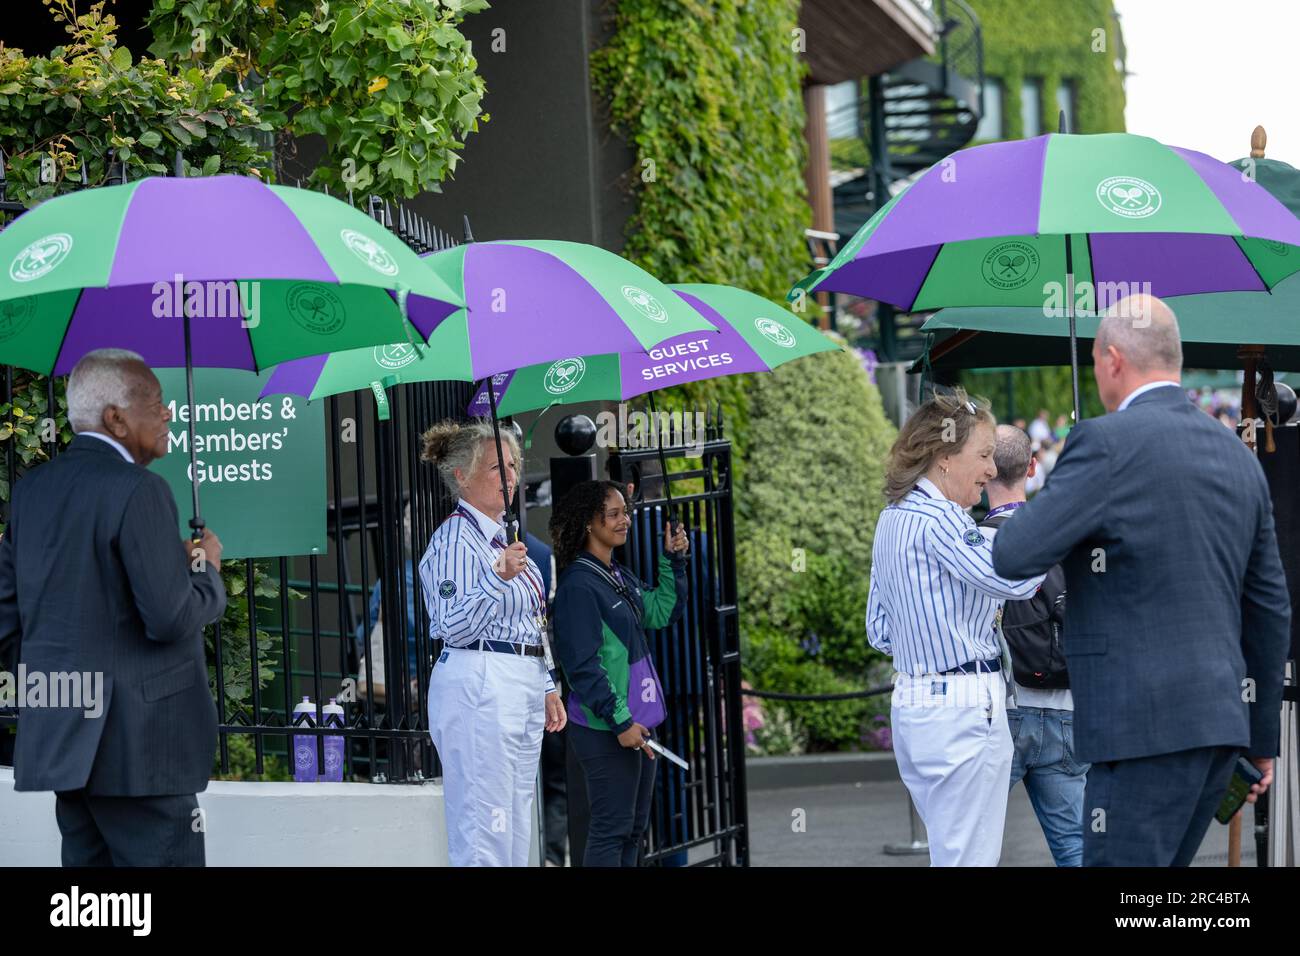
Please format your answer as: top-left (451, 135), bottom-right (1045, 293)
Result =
top-left (419, 418), bottom-right (566, 867)
top-left (866, 388), bottom-right (1044, 866)
top-left (549, 480), bottom-right (689, 867)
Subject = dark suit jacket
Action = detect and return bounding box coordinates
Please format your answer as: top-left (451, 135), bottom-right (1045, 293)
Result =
top-left (0, 434), bottom-right (226, 795)
top-left (992, 385), bottom-right (1291, 764)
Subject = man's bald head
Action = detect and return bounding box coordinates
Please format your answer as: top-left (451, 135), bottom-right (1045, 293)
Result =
top-left (1096, 294), bottom-right (1182, 373)
top-left (1091, 293), bottom-right (1183, 413)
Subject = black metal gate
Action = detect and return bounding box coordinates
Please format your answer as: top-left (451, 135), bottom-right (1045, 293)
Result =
top-left (604, 411), bottom-right (749, 866)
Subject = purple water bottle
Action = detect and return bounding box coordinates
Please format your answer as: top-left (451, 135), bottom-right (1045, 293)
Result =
top-left (321, 697), bottom-right (345, 782)
top-left (292, 696), bottom-right (317, 782)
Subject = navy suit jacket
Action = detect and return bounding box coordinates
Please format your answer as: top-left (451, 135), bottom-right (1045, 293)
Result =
top-left (992, 385), bottom-right (1291, 764)
top-left (0, 435), bottom-right (226, 795)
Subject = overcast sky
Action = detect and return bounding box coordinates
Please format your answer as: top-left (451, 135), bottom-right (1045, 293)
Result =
top-left (1115, 0), bottom-right (1300, 164)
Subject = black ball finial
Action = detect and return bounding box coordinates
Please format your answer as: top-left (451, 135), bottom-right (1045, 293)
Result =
top-left (555, 414), bottom-right (597, 456)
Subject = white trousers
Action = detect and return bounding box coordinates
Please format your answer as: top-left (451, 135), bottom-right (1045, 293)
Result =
top-left (428, 647), bottom-right (547, 867)
top-left (891, 670), bottom-right (1014, 866)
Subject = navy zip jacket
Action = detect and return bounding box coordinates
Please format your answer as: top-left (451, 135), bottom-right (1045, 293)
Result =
top-left (553, 549), bottom-right (688, 734)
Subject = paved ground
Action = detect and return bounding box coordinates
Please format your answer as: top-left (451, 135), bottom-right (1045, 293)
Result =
top-left (743, 779), bottom-right (1256, 867)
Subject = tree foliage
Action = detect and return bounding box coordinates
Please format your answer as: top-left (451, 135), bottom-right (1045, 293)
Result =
top-left (145, 0), bottom-right (490, 197)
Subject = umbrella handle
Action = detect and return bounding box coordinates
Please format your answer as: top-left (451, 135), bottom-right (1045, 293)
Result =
top-left (483, 376), bottom-right (517, 543)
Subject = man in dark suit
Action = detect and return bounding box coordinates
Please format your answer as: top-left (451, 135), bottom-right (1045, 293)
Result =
top-left (992, 295), bottom-right (1291, 866)
top-left (0, 348), bottom-right (226, 866)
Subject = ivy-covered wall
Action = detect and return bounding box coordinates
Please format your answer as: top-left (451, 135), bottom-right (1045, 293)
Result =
top-left (590, 0), bottom-right (812, 462)
top-left (968, 0), bottom-right (1126, 143)
top-left (960, 0), bottom-right (1126, 422)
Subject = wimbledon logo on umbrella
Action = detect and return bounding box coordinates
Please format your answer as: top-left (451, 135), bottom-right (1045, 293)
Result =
top-left (621, 285), bottom-right (668, 323)
top-left (340, 228), bottom-right (400, 277)
top-left (981, 240), bottom-right (1040, 291)
top-left (373, 343), bottom-right (421, 371)
top-left (287, 283), bottom-right (346, 335)
top-left (9, 233), bottom-right (73, 283)
top-left (754, 317), bottom-right (797, 348)
top-left (544, 357), bottom-right (586, 394)
top-left (0, 296), bottom-right (37, 342)
top-left (1097, 176), bottom-right (1162, 219)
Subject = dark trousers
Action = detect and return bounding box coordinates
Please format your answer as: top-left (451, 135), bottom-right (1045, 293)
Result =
top-left (568, 723), bottom-right (656, 867)
top-left (1082, 745), bottom-right (1239, 867)
top-left (55, 789), bottom-right (205, 867)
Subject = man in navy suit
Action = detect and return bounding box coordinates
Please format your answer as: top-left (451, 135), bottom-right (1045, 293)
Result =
top-left (992, 295), bottom-right (1291, 866)
top-left (0, 349), bottom-right (226, 866)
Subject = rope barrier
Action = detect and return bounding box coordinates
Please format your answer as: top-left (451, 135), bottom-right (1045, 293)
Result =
top-left (741, 684), bottom-right (893, 702)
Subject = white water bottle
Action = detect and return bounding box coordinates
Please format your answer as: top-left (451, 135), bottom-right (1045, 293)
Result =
top-left (292, 696), bottom-right (317, 782)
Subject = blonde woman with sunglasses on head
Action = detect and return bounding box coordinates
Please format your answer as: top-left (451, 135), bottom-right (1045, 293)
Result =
top-left (866, 388), bottom-right (1045, 866)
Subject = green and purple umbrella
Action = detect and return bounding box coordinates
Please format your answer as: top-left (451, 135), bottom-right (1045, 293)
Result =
top-left (261, 239), bottom-right (719, 535)
top-left (0, 175), bottom-right (461, 374)
top-left (791, 131), bottom-right (1300, 416)
top-left (262, 240), bottom-right (720, 397)
top-left (464, 283), bottom-right (841, 519)
top-left (464, 283), bottom-right (841, 417)
top-left (914, 152), bottom-right (1300, 373)
top-left (0, 174), bottom-right (463, 534)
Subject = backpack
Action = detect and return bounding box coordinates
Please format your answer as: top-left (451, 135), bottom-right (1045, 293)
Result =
top-left (980, 511), bottom-right (1070, 689)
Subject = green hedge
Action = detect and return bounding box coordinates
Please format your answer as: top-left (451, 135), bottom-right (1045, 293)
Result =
top-left (736, 343), bottom-right (896, 751)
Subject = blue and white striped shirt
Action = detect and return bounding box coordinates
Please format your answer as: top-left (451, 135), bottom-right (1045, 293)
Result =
top-left (418, 498), bottom-right (555, 694)
top-left (866, 476), bottom-right (1045, 676)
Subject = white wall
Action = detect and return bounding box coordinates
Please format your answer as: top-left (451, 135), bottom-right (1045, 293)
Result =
top-left (0, 767), bottom-right (465, 866)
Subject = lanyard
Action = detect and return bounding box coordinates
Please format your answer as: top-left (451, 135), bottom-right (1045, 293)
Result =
top-left (985, 501), bottom-right (1025, 520)
top-left (451, 506), bottom-right (547, 629)
top-left (576, 555), bottom-right (644, 630)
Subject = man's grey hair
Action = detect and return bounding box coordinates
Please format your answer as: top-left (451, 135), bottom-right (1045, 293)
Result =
top-left (1096, 294), bottom-right (1182, 373)
top-left (990, 424), bottom-right (1033, 488)
top-left (67, 348), bottom-right (148, 432)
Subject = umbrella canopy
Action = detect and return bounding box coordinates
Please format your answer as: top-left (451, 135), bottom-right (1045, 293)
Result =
top-left (794, 132), bottom-right (1300, 311)
top-left (913, 271), bottom-right (1300, 372)
top-left (0, 175), bottom-right (460, 537)
top-left (419, 240), bottom-right (719, 380)
top-left (0, 175), bottom-right (462, 375)
top-left (261, 239), bottom-right (720, 538)
top-left (913, 153), bottom-right (1300, 373)
top-left (793, 131), bottom-right (1300, 416)
top-left (262, 240), bottom-right (721, 396)
top-left (464, 283), bottom-right (842, 417)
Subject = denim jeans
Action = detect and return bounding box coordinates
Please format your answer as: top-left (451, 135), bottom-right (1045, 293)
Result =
top-left (1007, 706), bottom-right (1090, 867)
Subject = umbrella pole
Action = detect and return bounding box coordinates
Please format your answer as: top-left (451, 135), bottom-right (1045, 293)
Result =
top-left (1065, 233), bottom-right (1082, 423)
top-left (183, 308), bottom-right (204, 542)
top-left (484, 376), bottom-right (516, 543)
top-left (647, 391), bottom-right (678, 532)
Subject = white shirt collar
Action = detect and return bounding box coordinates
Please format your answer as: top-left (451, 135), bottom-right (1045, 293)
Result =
top-left (79, 430), bottom-right (135, 463)
top-left (914, 475), bottom-right (946, 502)
top-left (458, 498), bottom-right (505, 543)
top-left (1117, 381), bottom-right (1181, 412)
